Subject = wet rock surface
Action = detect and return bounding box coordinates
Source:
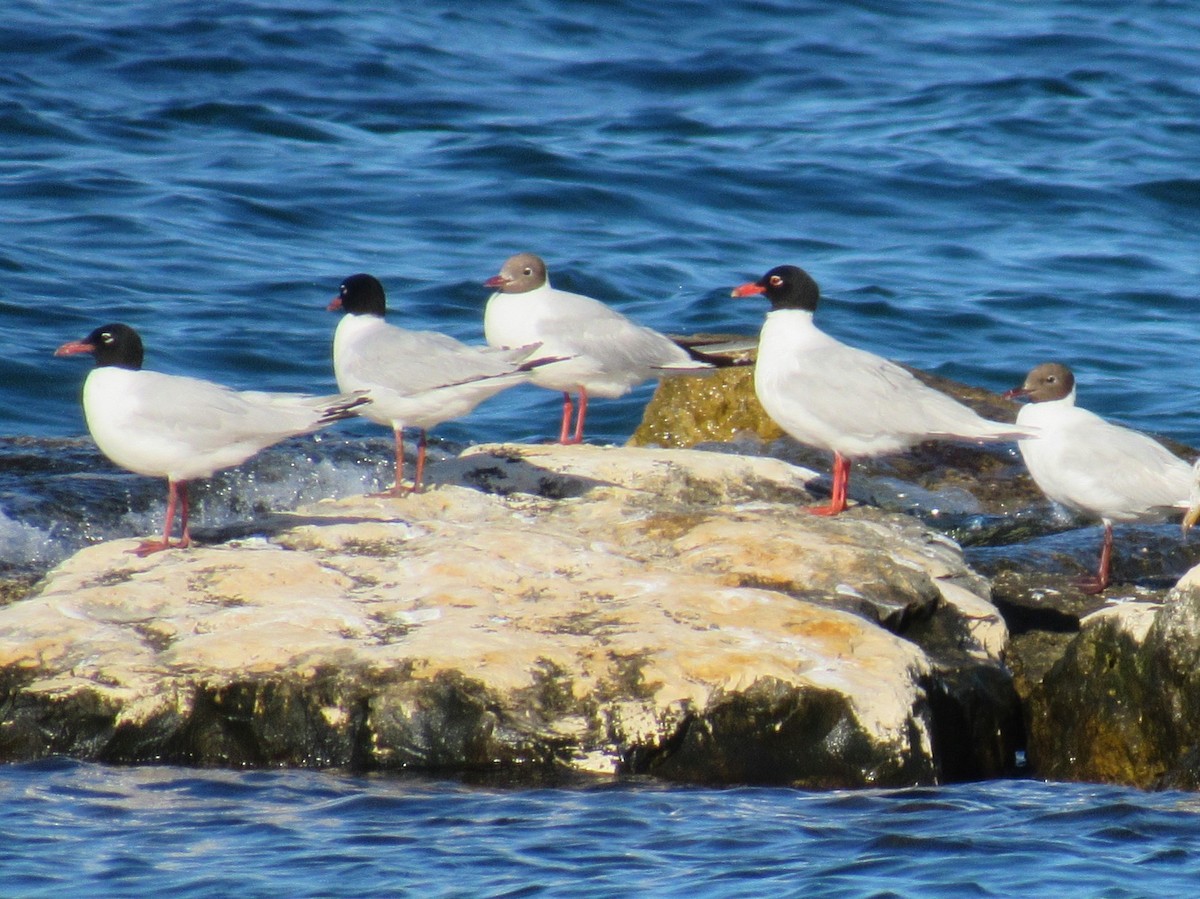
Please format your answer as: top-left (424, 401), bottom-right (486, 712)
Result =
top-left (1024, 571), bottom-right (1200, 791)
top-left (1, 443), bottom-right (1017, 787)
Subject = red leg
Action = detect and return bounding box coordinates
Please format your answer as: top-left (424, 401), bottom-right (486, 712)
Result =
top-left (132, 479), bottom-right (183, 556)
top-left (558, 392), bottom-right (574, 444)
top-left (412, 429), bottom-right (427, 493)
top-left (373, 427), bottom-right (413, 497)
top-left (177, 481), bottom-right (191, 549)
top-left (1076, 522), bottom-right (1113, 594)
top-left (394, 428), bottom-right (405, 487)
top-left (568, 387), bottom-right (589, 444)
top-left (808, 452), bottom-right (850, 516)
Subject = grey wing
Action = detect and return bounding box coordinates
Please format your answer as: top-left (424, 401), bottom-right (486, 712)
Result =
top-left (347, 327), bottom-right (534, 393)
top-left (134, 372), bottom-right (330, 451)
top-left (538, 308), bottom-right (690, 371)
top-left (1067, 420), bottom-right (1194, 511)
top-left (809, 344), bottom-right (992, 440)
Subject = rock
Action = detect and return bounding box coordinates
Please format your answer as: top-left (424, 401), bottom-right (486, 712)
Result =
top-left (972, 523), bottom-right (1200, 771)
top-left (1026, 564), bottom-right (1200, 790)
top-left (1025, 600), bottom-right (1163, 786)
top-left (632, 365), bottom-right (783, 448)
top-left (0, 443), bottom-right (1016, 786)
top-left (0, 572), bottom-right (37, 609)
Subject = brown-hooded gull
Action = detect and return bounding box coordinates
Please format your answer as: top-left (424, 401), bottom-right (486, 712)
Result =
top-left (483, 252), bottom-right (714, 444)
top-left (1006, 361), bottom-right (1194, 593)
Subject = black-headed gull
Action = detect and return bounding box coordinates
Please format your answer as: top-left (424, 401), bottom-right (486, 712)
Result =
top-left (483, 252), bottom-right (714, 444)
top-left (55, 323), bottom-right (368, 556)
top-left (1005, 362), bottom-right (1194, 593)
top-left (733, 264), bottom-right (1033, 516)
top-left (330, 273), bottom-right (558, 493)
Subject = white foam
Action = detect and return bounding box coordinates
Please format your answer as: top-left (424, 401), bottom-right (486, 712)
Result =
top-left (0, 508), bottom-right (63, 570)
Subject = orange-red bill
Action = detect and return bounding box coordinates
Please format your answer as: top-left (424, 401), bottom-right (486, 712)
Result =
top-left (731, 282), bottom-right (765, 297)
top-left (54, 340), bottom-right (93, 357)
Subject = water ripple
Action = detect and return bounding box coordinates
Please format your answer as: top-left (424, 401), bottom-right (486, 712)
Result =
top-left (11, 767), bottom-right (1185, 896)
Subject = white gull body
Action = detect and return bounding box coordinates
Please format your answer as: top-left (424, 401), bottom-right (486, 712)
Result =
top-left (333, 314), bottom-right (541, 431)
top-left (755, 308), bottom-right (1024, 457)
top-left (84, 367), bottom-right (358, 481)
top-left (1014, 389), bottom-right (1193, 523)
top-left (57, 323), bottom-right (365, 555)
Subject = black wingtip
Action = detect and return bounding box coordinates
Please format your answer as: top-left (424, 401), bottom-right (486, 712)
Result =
top-left (320, 392), bottom-right (372, 424)
top-left (517, 354), bottom-right (571, 372)
top-left (685, 347), bottom-right (752, 368)
top-left (671, 336), bottom-right (756, 368)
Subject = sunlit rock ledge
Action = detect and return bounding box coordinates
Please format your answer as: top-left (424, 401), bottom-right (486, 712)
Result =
top-left (0, 443), bottom-right (1018, 787)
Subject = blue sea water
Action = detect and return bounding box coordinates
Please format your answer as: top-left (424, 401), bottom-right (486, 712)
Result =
top-left (5, 759), bottom-right (1200, 898)
top-left (3, 0), bottom-right (1200, 892)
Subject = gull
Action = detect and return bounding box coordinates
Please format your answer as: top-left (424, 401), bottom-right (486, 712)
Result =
top-left (1006, 361), bottom-right (1194, 593)
top-left (331, 272), bottom-right (558, 492)
top-left (56, 323), bottom-right (368, 556)
top-left (484, 252), bottom-right (714, 443)
top-left (733, 264), bottom-right (1033, 515)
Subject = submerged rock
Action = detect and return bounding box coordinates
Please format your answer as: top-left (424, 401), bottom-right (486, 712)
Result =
top-left (0, 443), bottom-right (1016, 787)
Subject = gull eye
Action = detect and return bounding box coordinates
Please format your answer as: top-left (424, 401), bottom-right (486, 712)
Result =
top-left (523, 267), bottom-right (533, 276)
top-left (768, 275), bottom-right (783, 287)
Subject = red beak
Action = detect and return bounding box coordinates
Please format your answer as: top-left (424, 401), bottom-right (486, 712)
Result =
top-left (1002, 387), bottom-right (1029, 401)
top-left (731, 281), bottom-right (766, 298)
top-left (327, 295), bottom-right (343, 312)
top-left (54, 339), bottom-right (94, 357)
top-left (484, 275), bottom-right (508, 289)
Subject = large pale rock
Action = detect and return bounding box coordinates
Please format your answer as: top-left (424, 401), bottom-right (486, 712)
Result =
top-left (0, 444), bottom-right (1014, 786)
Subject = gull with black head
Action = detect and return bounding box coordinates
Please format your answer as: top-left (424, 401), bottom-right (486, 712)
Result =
top-left (56, 323), bottom-right (368, 556)
top-left (733, 264), bottom-right (1035, 516)
top-left (330, 272), bottom-right (560, 494)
